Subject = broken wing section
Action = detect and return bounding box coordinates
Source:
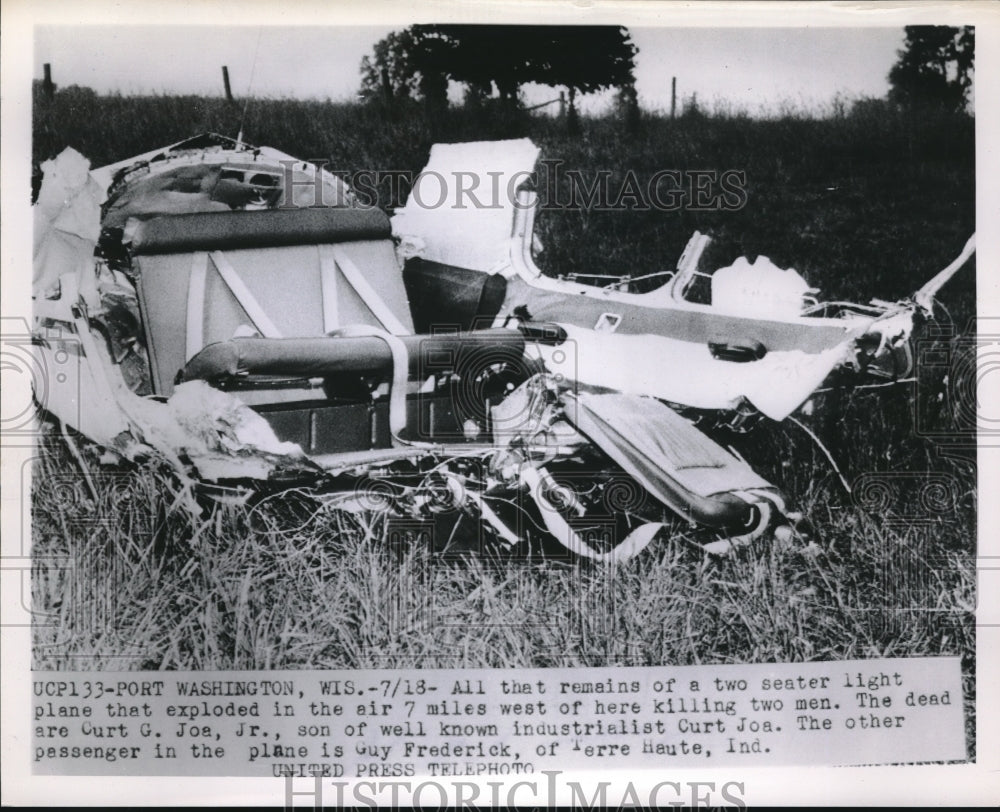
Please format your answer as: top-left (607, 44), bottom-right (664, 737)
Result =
top-left (529, 324), bottom-right (854, 422)
top-left (483, 376), bottom-right (789, 561)
top-left (564, 392), bottom-right (777, 526)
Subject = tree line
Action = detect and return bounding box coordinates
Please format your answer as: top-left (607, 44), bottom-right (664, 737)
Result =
top-left (358, 24), bottom-right (974, 122)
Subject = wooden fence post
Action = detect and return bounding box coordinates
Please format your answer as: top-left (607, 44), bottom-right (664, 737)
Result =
top-left (43, 63), bottom-right (55, 100)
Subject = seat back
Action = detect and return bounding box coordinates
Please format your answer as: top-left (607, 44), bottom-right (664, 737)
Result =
top-left (129, 207), bottom-right (413, 395)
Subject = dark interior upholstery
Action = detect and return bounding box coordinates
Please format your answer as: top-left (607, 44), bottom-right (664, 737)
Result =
top-left (403, 258), bottom-right (508, 333)
top-left (128, 206), bottom-right (391, 255)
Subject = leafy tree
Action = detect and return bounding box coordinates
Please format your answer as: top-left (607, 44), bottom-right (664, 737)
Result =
top-left (509, 25), bottom-right (638, 130)
top-left (888, 26), bottom-right (974, 113)
top-left (360, 31), bottom-right (413, 101)
top-left (359, 24), bottom-right (638, 124)
top-left (359, 28), bottom-right (451, 110)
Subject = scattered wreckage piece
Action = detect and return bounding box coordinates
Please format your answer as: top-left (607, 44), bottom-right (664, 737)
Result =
top-left (31, 134), bottom-right (976, 562)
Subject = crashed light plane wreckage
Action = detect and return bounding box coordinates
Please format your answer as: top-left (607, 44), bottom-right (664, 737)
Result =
top-left (32, 134), bottom-right (976, 560)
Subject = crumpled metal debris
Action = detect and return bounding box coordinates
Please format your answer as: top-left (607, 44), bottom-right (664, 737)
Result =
top-left (120, 381), bottom-right (314, 482)
top-left (33, 148), bottom-right (103, 296)
top-left (710, 255), bottom-right (816, 318)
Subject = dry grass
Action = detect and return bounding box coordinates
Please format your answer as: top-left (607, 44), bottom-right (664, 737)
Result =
top-left (31, 425), bottom-right (975, 667)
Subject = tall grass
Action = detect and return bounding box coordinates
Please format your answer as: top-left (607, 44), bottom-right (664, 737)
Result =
top-left (30, 83), bottom-right (976, 754)
top-left (31, 420), bottom-right (975, 671)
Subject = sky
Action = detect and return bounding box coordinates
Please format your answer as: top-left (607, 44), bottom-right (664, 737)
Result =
top-left (34, 25), bottom-right (907, 116)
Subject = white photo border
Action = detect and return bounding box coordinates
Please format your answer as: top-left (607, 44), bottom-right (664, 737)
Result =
top-left (3, 0), bottom-right (999, 805)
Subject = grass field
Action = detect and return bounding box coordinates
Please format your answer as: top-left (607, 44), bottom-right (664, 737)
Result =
top-left (30, 87), bottom-right (977, 754)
